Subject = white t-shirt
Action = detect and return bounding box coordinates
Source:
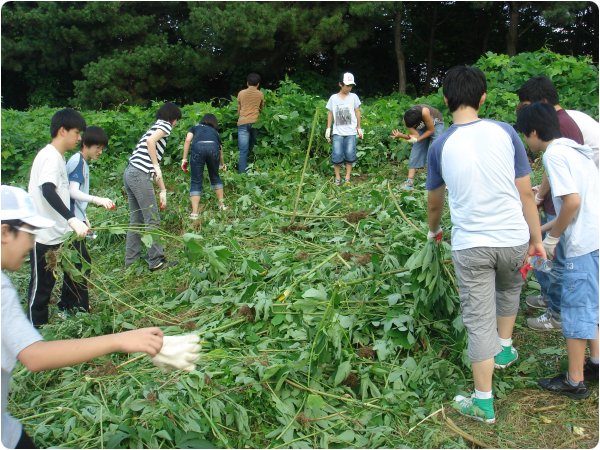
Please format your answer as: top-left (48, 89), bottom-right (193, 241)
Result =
top-left (28, 144), bottom-right (72, 245)
top-left (2, 272), bottom-right (43, 448)
top-left (326, 93), bottom-right (361, 136)
top-left (426, 119), bottom-right (531, 250)
top-left (566, 110), bottom-right (599, 168)
top-left (543, 138), bottom-right (599, 258)
top-left (66, 152), bottom-right (90, 221)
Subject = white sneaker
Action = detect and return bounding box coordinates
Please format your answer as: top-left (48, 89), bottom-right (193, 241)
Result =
top-left (527, 309), bottom-right (561, 331)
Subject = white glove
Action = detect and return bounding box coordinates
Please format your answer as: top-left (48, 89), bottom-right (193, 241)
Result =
top-left (93, 196), bottom-right (115, 209)
top-left (325, 128), bottom-right (331, 142)
top-left (534, 192), bottom-right (544, 206)
top-left (408, 136), bottom-right (418, 144)
top-left (159, 190), bottom-right (167, 210)
top-left (543, 234), bottom-right (560, 259)
top-left (427, 227), bottom-right (443, 242)
top-left (357, 128), bottom-right (364, 139)
top-left (151, 334), bottom-right (201, 372)
top-left (67, 217), bottom-right (90, 238)
top-left (153, 164), bottom-right (163, 182)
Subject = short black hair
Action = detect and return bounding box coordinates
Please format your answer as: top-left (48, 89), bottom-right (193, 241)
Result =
top-left (156, 102), bottom-right (182, 123)
top-left (517, 76), bottom-right (559, 106)
top-left (50, 108), bottom-right (86, 138)
top-left (515, 102), bottom-right (562, 141)
top-left (82, 126), bottom-right (108, 148)
top-left (443, 65), bottom-right (487, 113)
top-left (1, 219), bottom-right (24, 235)
top-left (200, 113), bottom-right (219, 131)
top-left (404, 106), bottom-right (423, 128)
top-left (247, 73), bottom-right (261, 86)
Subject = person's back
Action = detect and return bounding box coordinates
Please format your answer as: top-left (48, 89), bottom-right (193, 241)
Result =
top-left (236, 73), bottom-right (264, 173)
top-left (566, 109), bottom-right (599, 167)
top-left (428, 119), bottom-right (530, 249)
top-left (237, 86), bottom-right (264, 126)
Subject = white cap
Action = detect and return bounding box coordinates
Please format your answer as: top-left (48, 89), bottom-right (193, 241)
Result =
top-left (1, 185), bottom-right (54, 228)
top-left (342, 72), bottom-right (356, 86)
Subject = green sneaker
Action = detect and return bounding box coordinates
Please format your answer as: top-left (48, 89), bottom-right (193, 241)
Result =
top-left (452, 394), bottom-right (495, 424)
top-left (494, 345), bottom-right (518, 369)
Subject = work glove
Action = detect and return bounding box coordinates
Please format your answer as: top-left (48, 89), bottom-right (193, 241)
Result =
top-left (408, 136), bottom-right (418, 144)
top-left (427, 227), bottom-right (443, 242)
top-left (181, 159), bottom-right (189, 172)
top-left (68, 217), bottom-right (90, 238)
top-left (543, 234), bottom-right (560, 259)
top-left (153, 164), bottom-right (163, 183)
top-left (93, 196), bottom-right (115, 209)
top-left (220, 163), bottom-right (228, 171)
top-left (325, 128), bottom-right (331, 143)
top-left (152, 334), bottom-right (201, 372)
top-left (357, 128), bottom-right (364, 139)
top-left (159, 190), bottom-right (167, 210)
top-left (534, 190), bottom-right (544, 206)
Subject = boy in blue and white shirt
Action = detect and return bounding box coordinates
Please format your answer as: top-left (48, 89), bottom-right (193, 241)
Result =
top-left (516, 102), bottom-right (599, 399)
top-left (64, 126), bottom-right (114, 314)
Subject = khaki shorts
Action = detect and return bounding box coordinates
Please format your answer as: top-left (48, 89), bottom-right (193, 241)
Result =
top-left (452, 244), bottom-right (528, 362)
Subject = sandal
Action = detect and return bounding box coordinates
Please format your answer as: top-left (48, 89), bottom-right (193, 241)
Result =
top-left (335, 179), bottom-right (341, 186)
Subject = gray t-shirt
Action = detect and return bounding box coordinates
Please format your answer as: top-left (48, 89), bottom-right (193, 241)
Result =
top-left (2, 272), bottom-right (43, 448)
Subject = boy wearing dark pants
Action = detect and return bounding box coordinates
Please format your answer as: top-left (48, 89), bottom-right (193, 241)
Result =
top-left (516, 102), bottom-right (599, 397)
top-left (27, 108), bottom-right (91, 327)
top-left (64, 126), bottom-right (115, 314)
top-left (237, 73), bottom-right (264, 173)
top-left (427, 66), bottom-right (544, 423)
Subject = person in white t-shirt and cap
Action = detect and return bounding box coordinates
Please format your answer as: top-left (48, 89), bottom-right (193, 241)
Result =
top-left (1, 185), bottom-right (201, 449)
top-left (325, 72), bottom-right (364, 186)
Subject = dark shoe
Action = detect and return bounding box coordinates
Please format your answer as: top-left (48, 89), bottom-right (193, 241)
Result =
top-left (150, 259), bottom-right (178, 271)
top-left (584, 359), bottom-right (599, 382)
top-left (538, 374), bottom-right (590, 400)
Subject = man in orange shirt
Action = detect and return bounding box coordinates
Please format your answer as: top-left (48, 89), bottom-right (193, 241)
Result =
top-left (237, 73), bottom-right (264, 173)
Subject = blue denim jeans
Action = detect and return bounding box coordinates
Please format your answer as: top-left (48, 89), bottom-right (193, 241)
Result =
top-left (533, 213), bottom-right (556, 298)
top-left (238, 124), bottom-right (257, 173)
top-left (408, 122), bottom-right (445, 169)
top-left (331, 134), bottom-right (357, 165)
top-left (190, 141), bottom-right (223, 196)
top-left (545, 237), bottom-right (566, 317)
top-left (561, 250), bottom-right (598, 339)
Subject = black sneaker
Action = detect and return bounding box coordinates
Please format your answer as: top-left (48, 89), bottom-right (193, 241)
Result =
top-left (150, 259), bottom-right (178, 271)
top-left (538, 374), bottom-right (590, 400)
top-left (584, 359), bottom-right (599, 383)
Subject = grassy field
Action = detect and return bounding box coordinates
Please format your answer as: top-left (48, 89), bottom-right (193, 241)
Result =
top-left (6, 152), bottom-right (598, 448)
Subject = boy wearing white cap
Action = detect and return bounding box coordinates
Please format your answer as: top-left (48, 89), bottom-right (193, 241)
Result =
top-left (1, 185), bottom-right (200, 449)
top-left (325, 72), bottom-right (363, 186)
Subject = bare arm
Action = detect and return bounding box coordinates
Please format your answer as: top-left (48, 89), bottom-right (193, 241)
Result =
top-left (538, 173), bottom-right (551, 198)
top-left (182, 132), bottom-right (193, 161)
top-left (427, 185), bottom-right (446, 232)
top-left (327, 110), bottom-right (333, 129)
top-left (219, 145), bottom-right (224, 166)
top-left (515, 175), bottom-right (546, 258)
top-left (355, 108), bottom-right (361, 130)
top-left (18, 328), bottom-right (164, 372)
top-left (416, 107), bottom-right (435, 142)
top-left (549, 193), bottom-right (580, 238)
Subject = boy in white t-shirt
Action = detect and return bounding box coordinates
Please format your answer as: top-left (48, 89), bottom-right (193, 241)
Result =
top-left (27, 108), bottom-right (91, 327)
top-left (516, 102), bottom-right (599, 399)
top-left (1, 185), bottom-right (201, 449)
top-left (426, 66), bottom-right (544, 423)
top-left (65, 126), bottom-right (115, 314)
top-left (325, 72), bottom-right (364, 186)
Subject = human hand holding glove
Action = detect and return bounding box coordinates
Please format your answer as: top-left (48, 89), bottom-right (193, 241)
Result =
top-left (534, 191), bottom-right (544, 206)
top-left (408, 135), bottom-right (418, 144)
top-left (325, 128), bottom-right (331, 143)
top-left (181, 159), bottom-right (189, 172)
top-left (153, 164), bottom-right (163, 182)
top-left (427, 227), bottom-right (443, 242)
top-left (159, 190), bottom-right (167, 210)
top-left (357, 128), bottom-right (364, 139)
top-left (93, 196), bottom-right (115, 209)
top-left (543, 234), bottom-right (560, 259)
top-left (151, 334), bottom-right (201, 372)
top-left (68, 217), bottom-right (90, 238)
top-left (220, 163), bottom-right (227, 171)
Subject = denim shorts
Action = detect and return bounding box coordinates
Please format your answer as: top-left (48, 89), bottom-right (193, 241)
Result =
top-left (560, 250), bottom-right (599, 339)
top-left (408, 122), bottom-right (444, 169)
top-left (331, 134), bottom-right (357, 165)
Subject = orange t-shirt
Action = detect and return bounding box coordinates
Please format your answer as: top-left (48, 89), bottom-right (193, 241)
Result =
top-left (237, 86), bottom-right (264, 126)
